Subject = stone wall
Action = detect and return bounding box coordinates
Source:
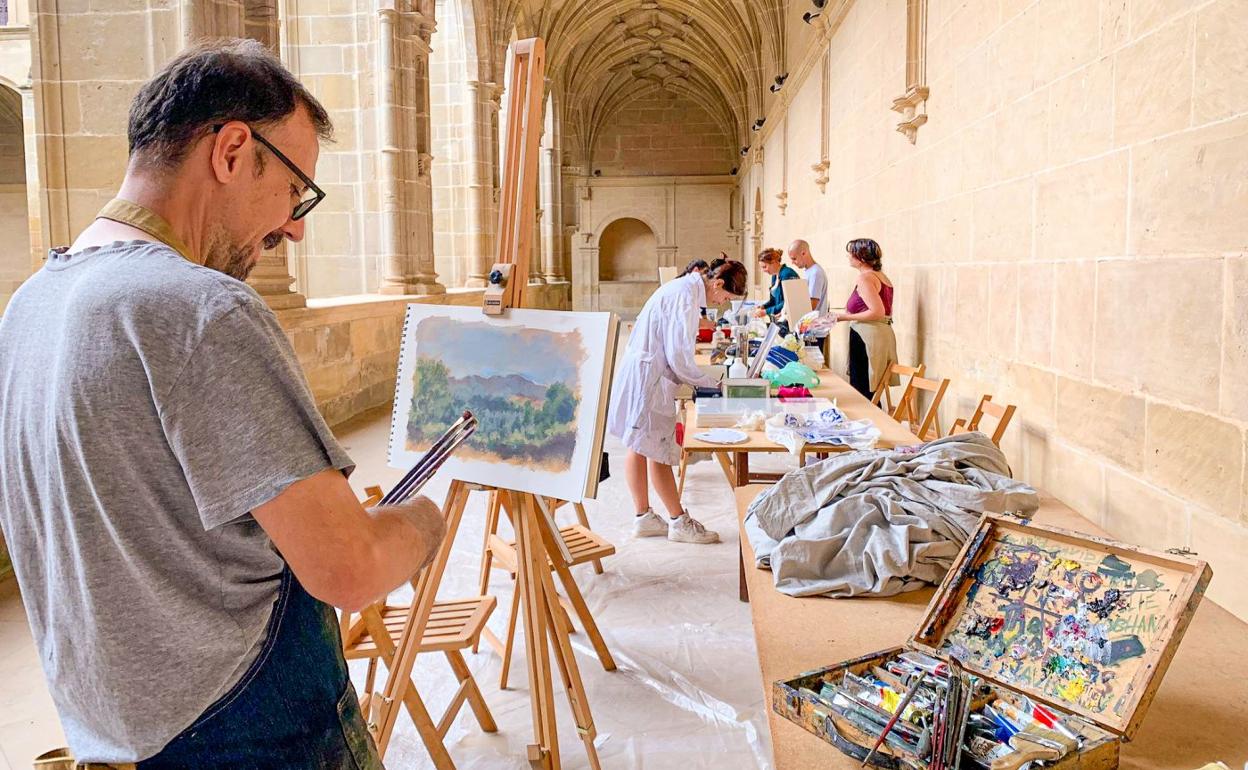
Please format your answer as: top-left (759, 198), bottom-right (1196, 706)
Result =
top-left (278, 281), bottom-right (571, 427)
top-left (590, 93), bottom-right (735, 177)
top-left (751, 0), bottom-right (1248, 619)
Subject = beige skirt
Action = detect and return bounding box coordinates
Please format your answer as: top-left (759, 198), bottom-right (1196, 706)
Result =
top-left (849, 318), bottom-right (899, 393)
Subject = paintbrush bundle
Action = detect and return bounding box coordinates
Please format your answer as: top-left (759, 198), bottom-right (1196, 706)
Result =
top-left (380, 411), bottom-right (477, 505)
top-left (774, 514), bottom-right (1214, 769)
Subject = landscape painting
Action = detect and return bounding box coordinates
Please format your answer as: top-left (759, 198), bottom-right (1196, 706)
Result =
top-left (388, 305), bottom-right (619, 502)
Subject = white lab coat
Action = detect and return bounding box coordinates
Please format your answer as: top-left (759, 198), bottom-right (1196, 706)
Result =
top-left (607, 272), bottom-right (720, 465)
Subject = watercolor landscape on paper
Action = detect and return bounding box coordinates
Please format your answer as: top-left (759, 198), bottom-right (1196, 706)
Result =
top-left (389, 305), bottom-right (618, 502)
top-left (404, 315), bottom-right (584, 471)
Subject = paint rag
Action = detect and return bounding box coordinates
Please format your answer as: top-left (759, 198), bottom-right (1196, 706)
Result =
top-left (744, 432), bottom-right (1038, 597)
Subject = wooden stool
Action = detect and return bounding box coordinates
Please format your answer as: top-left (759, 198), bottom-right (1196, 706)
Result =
top-left (476, 491), bottom-right (616, 688)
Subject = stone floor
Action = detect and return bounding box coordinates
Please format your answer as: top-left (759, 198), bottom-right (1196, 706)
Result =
top-left (0, 407), bottom-right (788, 768)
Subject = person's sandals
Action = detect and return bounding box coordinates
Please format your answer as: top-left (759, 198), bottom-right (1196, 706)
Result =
top-left (632, 509), bottom-right (670, 538)
top-left (667, 512), bottom-right (720, 544)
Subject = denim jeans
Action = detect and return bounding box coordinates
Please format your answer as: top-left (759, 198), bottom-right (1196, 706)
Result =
top-left (138, 568), bottom-right (382, 770)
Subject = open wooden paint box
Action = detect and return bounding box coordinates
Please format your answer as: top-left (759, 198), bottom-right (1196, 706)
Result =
top-left (773, 514), bottom-right (1213, 768)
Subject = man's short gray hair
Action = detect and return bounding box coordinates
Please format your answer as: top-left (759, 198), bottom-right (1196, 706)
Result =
top-left (127, 38), bottom-right (333, 169)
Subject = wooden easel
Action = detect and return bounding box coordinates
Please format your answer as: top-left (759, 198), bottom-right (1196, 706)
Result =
top-left (476, 36), bottom-right (605, 770)
top-left (356, 37), bottom-right (605, 770)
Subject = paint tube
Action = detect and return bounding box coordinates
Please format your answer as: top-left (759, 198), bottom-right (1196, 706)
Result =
top-left (1019, 695), bottom-right (1081, 741)
top-left (993, 700), bottom-right (1036, 730)
top-left (982, 704), bottom-right (1020, 743)
top-left (900, 651), bottom-right (950, 677)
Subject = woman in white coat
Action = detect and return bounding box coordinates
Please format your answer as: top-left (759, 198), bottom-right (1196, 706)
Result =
top-left (607, 258), bottom-right (749, 544)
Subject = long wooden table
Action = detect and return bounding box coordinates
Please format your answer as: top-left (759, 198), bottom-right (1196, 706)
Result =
top-left (735, 484), bottom-right (1248, 768)
top-left (679, 370), bottom-right (917, 488)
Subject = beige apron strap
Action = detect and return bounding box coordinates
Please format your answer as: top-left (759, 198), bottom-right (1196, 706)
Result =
top-left (96, 198), bottom-right (199, 265)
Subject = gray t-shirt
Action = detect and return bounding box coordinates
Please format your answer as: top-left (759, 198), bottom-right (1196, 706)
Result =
top-left (805, 262), bottom-right (829, 315)
top-left (0, 241), bottom-right (354, 762)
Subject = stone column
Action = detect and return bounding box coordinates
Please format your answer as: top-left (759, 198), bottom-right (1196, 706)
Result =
top-left (31, 0), bottom-right (166, 251)
top-left (241, 0), bottom-right (307, 309)
top-left (31, 0), bottom-right (309, 308)
top-left (464, 79), bottom-right (499, 287)
top-left (539, 144), bottom-right (563, 282)
top-left (529, 207), bottom-right (543, 285)
top-left (377, 5), bottom-right (443, 295)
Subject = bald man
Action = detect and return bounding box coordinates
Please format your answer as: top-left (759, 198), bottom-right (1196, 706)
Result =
top-left (787, 239), bottom-right (828, 319)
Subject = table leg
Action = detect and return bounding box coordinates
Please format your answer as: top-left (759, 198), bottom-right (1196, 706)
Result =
top-left (738, 542), bottom-right (749, 603)
top-left (714, 451), bottom-right (736, 488)
top-left (734, 451), bottom-right (750, 487)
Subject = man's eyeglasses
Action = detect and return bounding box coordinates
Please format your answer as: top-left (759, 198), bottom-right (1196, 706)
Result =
top-left (212, 123), bottom-right (325, 220)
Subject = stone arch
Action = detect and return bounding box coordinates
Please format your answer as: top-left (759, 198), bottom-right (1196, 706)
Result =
top-left (593, 216), bottom-right (659, 319)
top-left (0, 82), bottom-right (30, 311)
top-left (598, 217), bottom-right (657, 282)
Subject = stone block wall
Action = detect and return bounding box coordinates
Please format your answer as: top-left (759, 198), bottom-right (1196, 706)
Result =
top-left (752, 0), bottom-right (1248, 619)
top-left (591, 94), bottom-right (735, 177)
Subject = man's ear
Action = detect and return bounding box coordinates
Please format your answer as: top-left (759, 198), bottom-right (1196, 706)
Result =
top-left (210, 122), bottom-right (251, 184)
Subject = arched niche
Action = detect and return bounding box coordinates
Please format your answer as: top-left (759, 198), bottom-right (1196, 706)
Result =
top-left (598, 217), bottom-right (657, 282)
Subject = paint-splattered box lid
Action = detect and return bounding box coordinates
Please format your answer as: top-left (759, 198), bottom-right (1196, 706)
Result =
top-left (910, 514), bottom-right (1212, 741)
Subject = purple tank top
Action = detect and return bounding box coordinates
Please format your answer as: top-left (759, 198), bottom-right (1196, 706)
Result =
top-left (846, 279), bottom-right (894, 315)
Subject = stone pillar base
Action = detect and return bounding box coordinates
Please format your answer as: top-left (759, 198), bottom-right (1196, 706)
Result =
top-left (379, 279), bottom-right (446, 295)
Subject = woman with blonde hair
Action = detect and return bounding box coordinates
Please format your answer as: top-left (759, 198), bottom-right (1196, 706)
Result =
top-left (756, 247), bottom-right (799, 323)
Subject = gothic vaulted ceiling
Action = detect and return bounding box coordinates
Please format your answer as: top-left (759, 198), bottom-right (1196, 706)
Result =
top-left (494, 0), bottom-right (787, 163)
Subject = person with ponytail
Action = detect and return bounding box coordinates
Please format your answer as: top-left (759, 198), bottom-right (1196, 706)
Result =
top-left (835, 238), bottom-right (899, 400)
top-left (607, 258), bottom-right (749, 544)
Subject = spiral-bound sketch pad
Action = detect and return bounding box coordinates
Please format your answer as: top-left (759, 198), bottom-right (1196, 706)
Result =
top-left (388, 304), bottom-right (620, 503)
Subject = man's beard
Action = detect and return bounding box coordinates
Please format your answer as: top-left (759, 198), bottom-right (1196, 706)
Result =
top-left (205, 230), bottom-right (284, 281)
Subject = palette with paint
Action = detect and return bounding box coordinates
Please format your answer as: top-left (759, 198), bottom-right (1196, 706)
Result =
top-left (774, 514), bottom-right (1212, 768)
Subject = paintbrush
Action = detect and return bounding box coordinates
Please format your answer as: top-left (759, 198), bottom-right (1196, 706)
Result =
top-left (382, 411), bottom-right (476, 504)
top-left (987, 734), bottom-right (1063, 770)
top-left (861, 671), bottom-right (927, 767)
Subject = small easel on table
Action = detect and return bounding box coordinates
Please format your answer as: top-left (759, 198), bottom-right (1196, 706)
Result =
top-left (364, 37), bottom-right (612, 770)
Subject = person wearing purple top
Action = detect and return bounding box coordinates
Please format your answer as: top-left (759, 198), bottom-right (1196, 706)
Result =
top-left (835, 238), bottom-right (899, 400)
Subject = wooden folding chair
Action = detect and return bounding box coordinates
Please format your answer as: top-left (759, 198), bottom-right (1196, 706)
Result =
top-left (895, 374), bottom-right (951, 441)
top-left (341, 485), bottom-right (498, 768)
top-left (475, 490), bottom-right (616, 688)
top-left (950, 394), bottom-right (1017, 446)
top-left (870, 362), bottom-right (925, 424)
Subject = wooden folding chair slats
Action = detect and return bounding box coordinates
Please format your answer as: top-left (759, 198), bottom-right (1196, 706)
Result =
top-left (346, 597), bottom-right (497, 657)
top-left (870, 362), bottom-right (925, 424)
top-left (951, 394), bottom-right (1018, 446)
top-left (487, 525), bottom-right (615, 574)
top-left (896, 374), bottom-right (951, 441)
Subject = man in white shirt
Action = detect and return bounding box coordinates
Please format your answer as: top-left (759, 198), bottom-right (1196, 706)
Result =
top-left (787, 239), bottom-right (828, 317)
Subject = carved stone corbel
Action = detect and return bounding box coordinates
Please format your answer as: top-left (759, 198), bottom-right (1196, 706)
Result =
top-left (811, 160), bottom-right (830, 193)
top-left (891, 85), bottom-right (929, 144)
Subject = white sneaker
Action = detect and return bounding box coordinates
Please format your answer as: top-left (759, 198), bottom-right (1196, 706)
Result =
top-left (632, 510), bottom-right (670, 538)
top-left (667, 512), bottom-right (721, 545)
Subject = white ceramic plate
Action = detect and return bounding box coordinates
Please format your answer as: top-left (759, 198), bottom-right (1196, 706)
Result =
top-left (692, 428), bottom-right (750, 445)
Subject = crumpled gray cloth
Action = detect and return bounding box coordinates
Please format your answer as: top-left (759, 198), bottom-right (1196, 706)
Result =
top-left (744, 432), bottom-right (1038, 598)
